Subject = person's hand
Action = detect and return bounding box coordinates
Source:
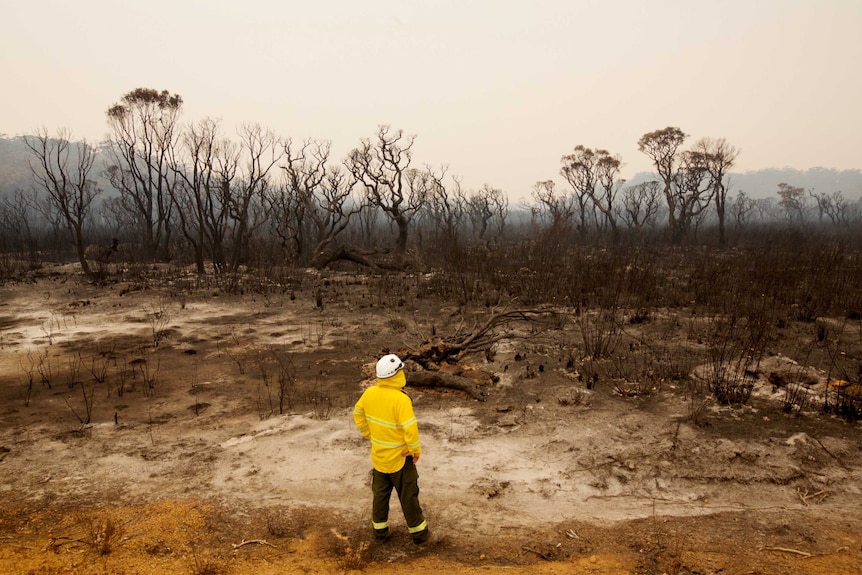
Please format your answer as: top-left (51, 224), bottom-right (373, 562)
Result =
top-left (411, 454), bottom-right (420, 464)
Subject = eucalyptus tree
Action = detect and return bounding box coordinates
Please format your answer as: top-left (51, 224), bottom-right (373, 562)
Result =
top-left (531, 179), bottom-right (577, 239)
top-left (753, 197), bottom-right (779, 224)
top-left (809, 189), bottom-right (851, 226)
top-left (0, 190), bottom-right (36, 256)
top-left (690, 137), bottom-right (739, 246)
top-left (729, 190), bottom-right (756, 229)
top-left (639, 127), bottom-right (735, 244)
top-left (169, 118), bottom-right (231, 274)
top-left (420, 167), bottom-right (465, 249)
top-left (671, 150), bottom-right (714, 242)
top-left (226, 124), bottom-right (284, 272)
top-left (594, 151), bottom-right (623, 242)
top-left (559, 145), bottom-right (599, 237)
top-left (105, 88), bottom-right (183, 260)
top-left (776, 183), bottom-right (808, 225)
top-left (271, 138), bottom-right (362, 265)
top-left (346, 126), bottom-right (426, 253)
top-left (466, 184), bottom-right (507, 240)
top-left (638, 127), bottom-right (687, 242)
top-left (170, 124), bottom-right (280, 274)
top-left (25, 128), bottom-right (100, 278)
top-left (620, 181), bottom-right (661, 233)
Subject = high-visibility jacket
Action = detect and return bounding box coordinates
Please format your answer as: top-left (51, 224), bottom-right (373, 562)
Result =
top-left (353, 370), bottom-right (422, 473)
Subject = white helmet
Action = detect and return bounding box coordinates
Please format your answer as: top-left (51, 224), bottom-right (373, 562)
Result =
top-left (376, 354), bottom-right (404, 379)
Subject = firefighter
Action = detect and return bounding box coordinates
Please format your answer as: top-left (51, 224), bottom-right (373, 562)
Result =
top-left (353, 354), bottom-right (439, 545)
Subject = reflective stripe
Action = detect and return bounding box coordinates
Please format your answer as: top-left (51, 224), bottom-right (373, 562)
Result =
top-left (370, 437), bottom-right (407, 448)
top-left (366, 415), bottom-right (399, 429)
top-left (365, 414), bottom-right (416, 429)
top-left (407, 440), bottom-right (420, 449)
top-left (408, 520), bottom-right (428, 534)
top-left (372, 520), bottom-right (389, 530)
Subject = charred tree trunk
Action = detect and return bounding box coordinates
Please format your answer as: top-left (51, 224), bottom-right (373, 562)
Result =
top-left (397, 308), bottom-right (559, 401)
top-left (407, 371), bottom-right (487, 401)
top-left (310, 244), bottom-right (412, 271)
top-left (404, 309), bottom-right (558, 368)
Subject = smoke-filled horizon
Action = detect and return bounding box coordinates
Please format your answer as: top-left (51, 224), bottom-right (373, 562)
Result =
top-left (2, 0), bottom-right (860, 200)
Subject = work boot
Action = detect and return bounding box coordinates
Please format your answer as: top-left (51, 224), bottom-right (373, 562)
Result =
top-left (413, 529), bottom-right (444, 546)
top-left (374, 527), bottom-right (391, 542)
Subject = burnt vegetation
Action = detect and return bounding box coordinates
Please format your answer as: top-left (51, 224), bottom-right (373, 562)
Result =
top-left (2, 89), bottom-right (862, 423)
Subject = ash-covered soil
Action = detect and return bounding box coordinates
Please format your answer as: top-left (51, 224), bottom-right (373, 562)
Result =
top-left (0, 265), bottom-right (860, 574)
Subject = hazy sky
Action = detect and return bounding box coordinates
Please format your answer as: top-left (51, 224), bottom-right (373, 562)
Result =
top-left (2, 0), bottom-right (860, 199)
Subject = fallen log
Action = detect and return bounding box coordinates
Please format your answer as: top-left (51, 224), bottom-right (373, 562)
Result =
top-left (404, 308), bottom-right (560, 369)
top-left (408, 370), bottom-right (486, 401)
top-left (311, 244), bottom-right (412, 271)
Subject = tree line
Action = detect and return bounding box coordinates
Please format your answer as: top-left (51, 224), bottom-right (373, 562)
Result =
top-left (3, 87), bottom-right (862, 281)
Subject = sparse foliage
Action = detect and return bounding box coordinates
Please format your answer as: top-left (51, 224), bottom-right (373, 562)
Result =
top-left (690, 137), bottom-right (739, 246)
top-left (776, 182), bottom-right (807, 224)
top-left (105, 88), bottom-right (183, 261)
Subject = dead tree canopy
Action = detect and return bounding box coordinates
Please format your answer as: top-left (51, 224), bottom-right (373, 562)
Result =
top-left (401, 309), bottom-right (560, 401)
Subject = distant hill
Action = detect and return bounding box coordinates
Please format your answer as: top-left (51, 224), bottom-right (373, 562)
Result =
top-left (3, 135), bottom-right (861, 203)
top-left (0, 136), bottom-right (34, 198)
top-left (0, 135), bottom-right (113, 203)
top-left (728, 167), bottom-right (862, 199)
top-left (627, 167), bottom-right (862, 200)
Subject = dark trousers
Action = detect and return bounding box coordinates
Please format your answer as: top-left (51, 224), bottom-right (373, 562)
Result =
top-left (371, 456), bottom-right (429, 542)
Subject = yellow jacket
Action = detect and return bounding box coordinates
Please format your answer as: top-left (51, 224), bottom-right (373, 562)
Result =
top-left (353, 370), bottom-right (422, 473)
